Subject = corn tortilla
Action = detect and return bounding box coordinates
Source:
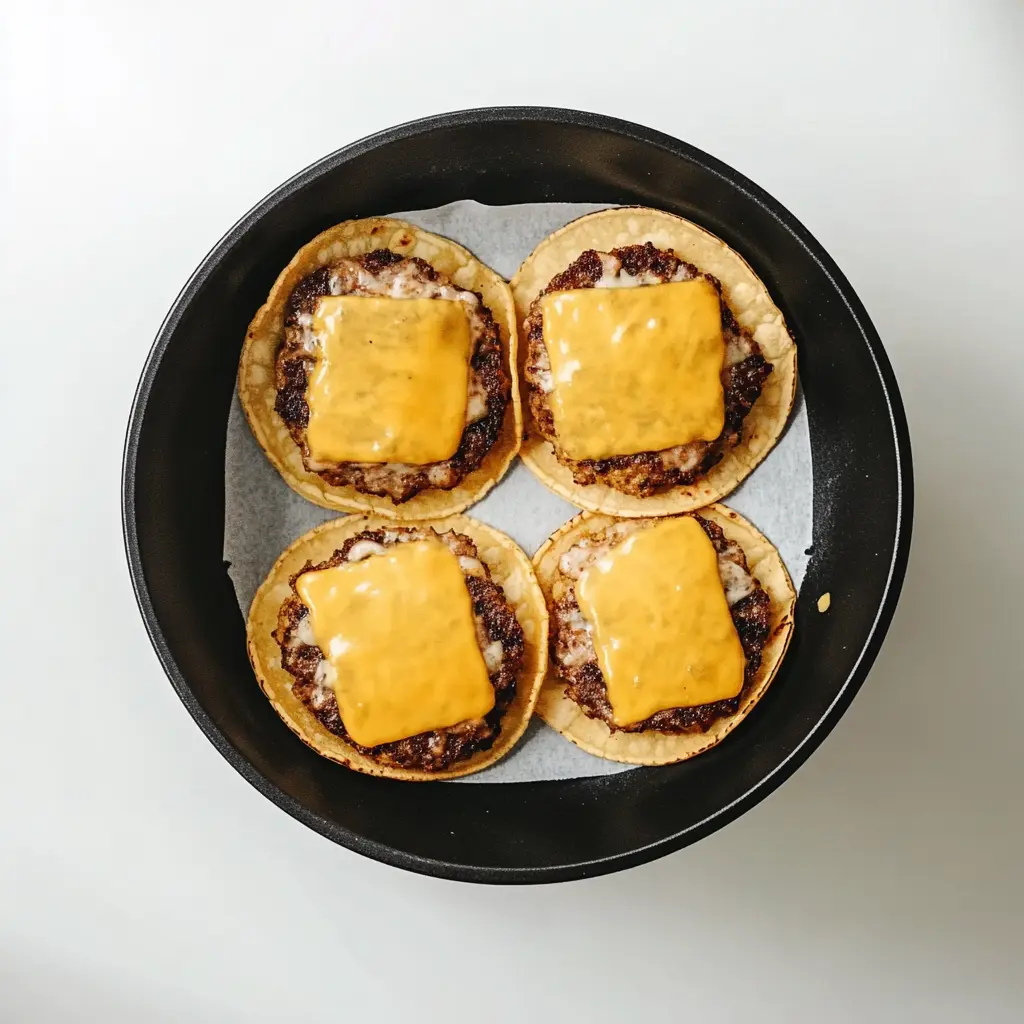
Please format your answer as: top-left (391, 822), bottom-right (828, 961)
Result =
top-left (239, 217), bottom-right (522, 518)
top-left (246, 514), bottom-right (548, 781)
top-left (511, 207), bottom-right (797, 515)
top-left (532, 504), bottom-right (796, 765)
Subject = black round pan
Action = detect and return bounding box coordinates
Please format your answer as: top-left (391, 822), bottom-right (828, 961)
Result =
top-left (122, 107), bottom-right (913, 883)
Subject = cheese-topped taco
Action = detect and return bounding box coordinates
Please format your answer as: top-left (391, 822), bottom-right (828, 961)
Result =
top-left (533, 505), bottom-right (795, 765)
top-left (247, 515), bottom-right (547, 780)
top-left (239, 218), bottom-right (522, 518)
top-left (512, 207), bottom-right (797, 515)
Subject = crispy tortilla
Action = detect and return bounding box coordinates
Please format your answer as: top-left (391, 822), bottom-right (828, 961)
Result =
top-left (246, 514), bottom-right (548, 781)
top-left (511, 207), bottom-right (797, 515)
top-left (532, 504), bottom-right (795, 765)
top-left (239, 218), bottom-right (522, 518)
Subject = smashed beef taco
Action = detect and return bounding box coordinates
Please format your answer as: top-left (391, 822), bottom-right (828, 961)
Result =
top-left (533, 505), bottom-right (795, 765)
top-left (247, 514), bottom-right (548, 781)
top-left (511, 207), bottom-right (797, 516)
top-left (239, 217), bottom-right (522, 518)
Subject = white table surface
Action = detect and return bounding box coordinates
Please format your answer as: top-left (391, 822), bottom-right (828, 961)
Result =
top-left (3, 1), bottom-right (1023, 1020)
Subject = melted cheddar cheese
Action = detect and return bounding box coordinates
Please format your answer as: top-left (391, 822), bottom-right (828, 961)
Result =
top-left (575, 516), bottom-right (745, 726)
top-left (295, 540), bottom-right (494, 747)
top-left (305, 296), bottom-right (472, 465)
top-left (540, 279), bottom-right (725, 460)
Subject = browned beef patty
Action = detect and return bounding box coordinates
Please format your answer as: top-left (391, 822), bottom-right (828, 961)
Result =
top-left (550, 515), bottom-right (772, 734)
top-left (273, 527), bottom-right (525, 772)
top-left (274, 250), bottom-right (510, 504)
top-left (523, 243), bottom-right (772, 497)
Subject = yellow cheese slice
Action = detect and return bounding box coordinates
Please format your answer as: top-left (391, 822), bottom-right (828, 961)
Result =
top-left (305, 295), bottom-right (472, 465)
top-left (540, 279), bottom-right (726, 461)
top-left (295, 540), bottom-right (494, 747)
top-left (575, 517), bottom-right (745, 726)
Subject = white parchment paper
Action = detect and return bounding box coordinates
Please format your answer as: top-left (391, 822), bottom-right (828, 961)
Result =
top-left (224, 201), bottom-right (812, 782)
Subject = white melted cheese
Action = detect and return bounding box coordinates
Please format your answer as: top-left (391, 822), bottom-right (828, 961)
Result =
top-left (591, 252), bottom-right (692, 289)
top-left (311, 659), bottom-right (337, 708)
top-left (482, 641), bottom-right (504, 673)
top-left (532, 342), bottom-right (554, 394)
top-left (557, 603), bottom-right (594, 668)
top-left (346, 540), bottom-right (387, 562)
top-left (294, 613), bottom-right (316, 647)
top-left (718, 543), bottom-right (756, 605)
top-left (658, 442), bottom-right (704, 475)
top-left (458, 555), bottom-right (485, 577)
